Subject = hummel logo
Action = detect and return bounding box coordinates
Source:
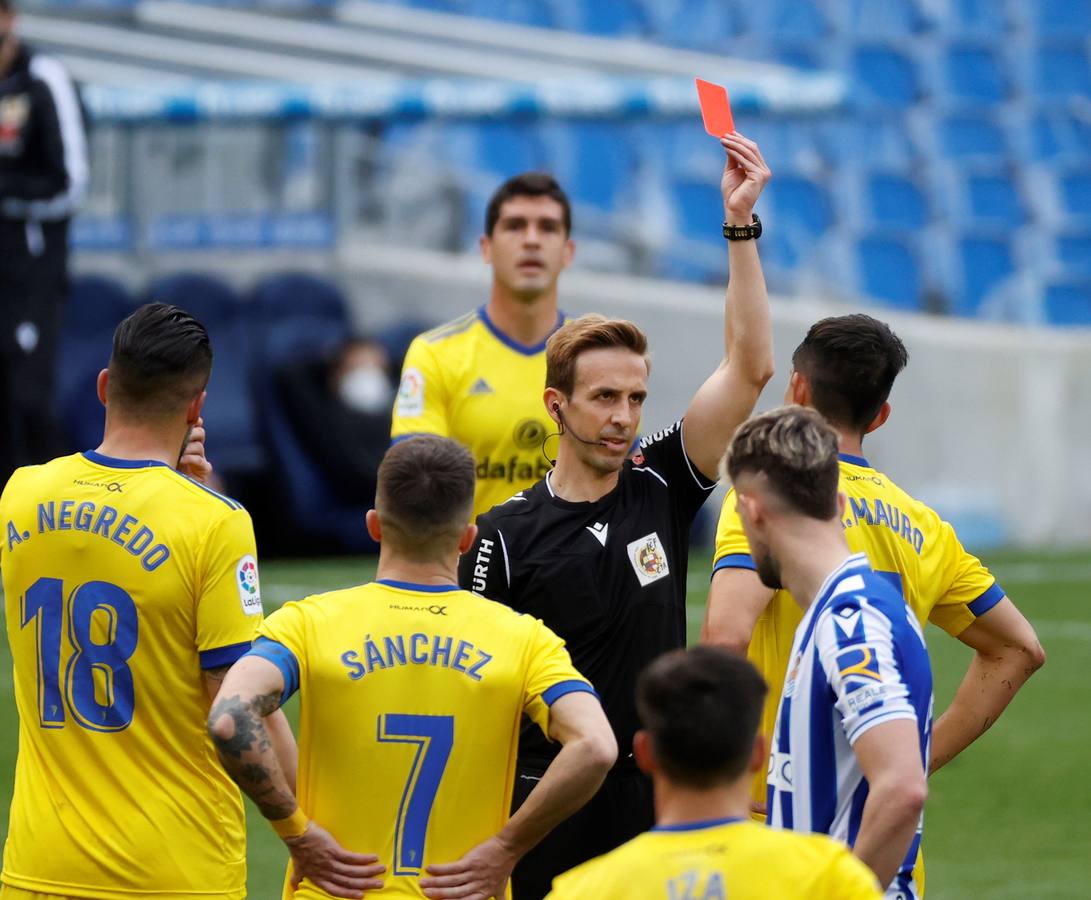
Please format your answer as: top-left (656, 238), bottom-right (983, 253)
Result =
top-left (586, 521), bottom-right (609, 547)
top-left (469, 377), bottom-right (494, 396)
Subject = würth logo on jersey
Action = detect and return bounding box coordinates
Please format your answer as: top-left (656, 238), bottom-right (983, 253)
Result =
top-left (471, 538), bottom-right (493, 594)
top-left (627, 532), bottom-right (670, 587)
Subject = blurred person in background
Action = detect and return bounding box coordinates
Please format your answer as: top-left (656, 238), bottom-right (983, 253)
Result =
top-left (277, 335), bottom-right (394, 506)
top-left (546, 646), bottom-right (882, 900)
top-left (0, 0), bottom-right (88, 484)
top-left (391, 172), bottom-right (573, 519)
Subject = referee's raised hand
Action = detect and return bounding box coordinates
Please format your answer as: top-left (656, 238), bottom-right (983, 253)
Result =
top-left (720, 131), bottom-right (772, 223)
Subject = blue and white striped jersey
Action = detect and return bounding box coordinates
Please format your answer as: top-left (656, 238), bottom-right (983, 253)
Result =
top-left (767, 553), bottom-right (933, 900)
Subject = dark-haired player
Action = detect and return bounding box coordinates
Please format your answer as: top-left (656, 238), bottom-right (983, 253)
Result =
top-left (391, 173), bottom-right (573, 518)
top-left (460, 133), bottom-right (775, 899)
top-left (0, 303), bottom-right (294, 900)
top-left (211, 435), bottom-right (615, 899)
top-left (547, 646), bottom-right (881, 899)
top-left (703, 314), bottom-right (1045, 829)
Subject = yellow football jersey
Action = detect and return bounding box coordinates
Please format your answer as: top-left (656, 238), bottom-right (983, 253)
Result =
top-left (251, 579), bottom-right (594, 900)
top-left (546, 817), bottom-right (881, 899)
top-left (1, 451), bottom-right (264, 899)
top-left (390, 308), bottom-right (562, 517)
top-left (712, 452), bottom-right (1004, 808)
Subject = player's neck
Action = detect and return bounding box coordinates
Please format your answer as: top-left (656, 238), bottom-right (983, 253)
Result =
top-left (485, 287), bottom-right (559, 348)
top-left (653, 777), bottom-right (750, 829)
top-left (375, 554), bottom-right (460, 589)
top-left (836, 430), bottom-right (865, 457)
top-left (777, 523), bottom-right (854, 614)
top-left (548, 452), bottom-right (619, 503)
top-left (96, 419), bottom-right (187, 468)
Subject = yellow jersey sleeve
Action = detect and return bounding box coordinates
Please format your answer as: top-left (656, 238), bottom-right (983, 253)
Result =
top-left (194, 508), bottom-right (264, 669)
top-left (814, 844), bottom-right (884, 899)
top-left (522, 619), bottom-right (596, 738)
top-left (712, 488), bottom-right (756, 572)
top-left (391, 335), bottom-right (450, 440)
top-left (926, 518), bottom-right (1005, 636)
top-left (251, 599), bottom-right (309, 704)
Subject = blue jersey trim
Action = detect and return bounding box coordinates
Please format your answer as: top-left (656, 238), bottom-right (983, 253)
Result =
top-left (478, 305), bottom-right (563, 356)
top-left (838, 452), bottom-right (871, 468)
top-left (712, 553), bottom-right (757, 574)
top-left (199, 641), bottom-right (253, 670)
top-left (247, 637), bottom-right (300, 706)
top-left (390, 433), bottom-right (430, 446)
top-left (542, 679), bottom-right (597, 706)
top-left (651, 816), bottom-right (745, 832)
top-left (968, 582), bottom-right (1005, 617)
top-left (170, 469), bottom-right (242, 510)
top-left (82, 449), bottom-right (170, 470)
top-left (376, 579), bottom-right (461, 593)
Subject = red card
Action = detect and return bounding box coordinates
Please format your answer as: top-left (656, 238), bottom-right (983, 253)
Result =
top-left (695, 78), bottom-right (734, 137)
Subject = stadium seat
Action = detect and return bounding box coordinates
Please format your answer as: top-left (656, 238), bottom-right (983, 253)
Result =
top-left (938, 113), bottom-right (1008, 161)
top-left (544, 122), bottom-right (637, 212)
top-left (816, 116), bottom-right (916, 167)
top-left (865, 172), bottom-right (928, 228)
top-left (1055, 232), bottom-right (1091, 276)
top-left (1030, 0), bottom-right (1091, 38)
top-left (669, 178), bottom-right (723, 245)
top-left (1057, 169), bottom-right (1091, 221)
top-left (645, 0), bottom-right (742, 51)
top-left (767, 174), bottom-right (835, 235)
top-left (1034, 43), bottom-right (1091, 101)
top-left (1043, 279), bottom-right (1091, 325)
top-left (840, 0), bottom-right (926, 36)
top-left (472, 121), bottom-right (548, 179)
top-left (856, 235), bottom-right (923, 310)
top-left (945, 44), bottom-right (1008, 104)
top-left (464, 0), bottom-right (555, 29)
top-left (249, 272), bottom-right (350, 326)
top-left (954, 233), bottom-right (1015, 316)
top-left (851, 44), bottom-right (921, 107)
top-left (564, 0), bottom-right (647, 37)
top-left (143, 273), bottom-right (264, 478)
top-left (744, 0), bottom-right (830, 41)
top-left (252, 316), bottom-right (377, 552)
top-left (1030, 111), bottom-right (1091, 161)
top-left (944, 0), bottom-right (1011, 35)
top-left (965, 171), bottom-right (1027, 226)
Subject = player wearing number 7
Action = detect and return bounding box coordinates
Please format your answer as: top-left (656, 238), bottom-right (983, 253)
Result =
top-left (0, 304), bottom-right (295, 900)
top-left (209, 435), bottom-right (617, 899)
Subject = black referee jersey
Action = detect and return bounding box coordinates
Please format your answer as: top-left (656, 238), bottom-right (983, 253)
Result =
top-left (458, 420), bottom-right (715, 766)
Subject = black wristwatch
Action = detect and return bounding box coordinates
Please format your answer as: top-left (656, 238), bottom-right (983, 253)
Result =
top-left (722, 214), bottom-right (762, 241)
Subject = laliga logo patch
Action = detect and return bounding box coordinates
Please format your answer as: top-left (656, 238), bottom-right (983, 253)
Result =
top-left (236, 555), bottom-right (262, 615)
top-left (396, 368), bottom-right (425, 418)
top-left (627, 532), bottom-right (670, 587)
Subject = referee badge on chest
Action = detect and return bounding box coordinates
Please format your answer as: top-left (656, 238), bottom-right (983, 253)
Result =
top-left (627, 532), bottom-right (670, 587)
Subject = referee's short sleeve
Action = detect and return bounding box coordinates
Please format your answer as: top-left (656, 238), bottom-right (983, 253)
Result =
top-left (458, 515), bottom-right (511, 604)
top-left (522, 620), bottom-right (596, 739)
top-left (634, 420), bottom-right (716, 521)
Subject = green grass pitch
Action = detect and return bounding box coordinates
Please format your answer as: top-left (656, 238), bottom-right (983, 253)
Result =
top-left (1, 549), bottom-right (1087, 898)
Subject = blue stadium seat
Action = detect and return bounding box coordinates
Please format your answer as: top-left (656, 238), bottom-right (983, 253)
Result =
top-left (464, 0), bottom-right (555, 28)
top-left (856, 235), bottom-right (923, 310)
top-left (744, 0), bottom-right (830, 40)
top-left (1034, 44), bottom-right (1091, 101)
top-left (1055, 232), bottom-right (1091, 276)
top-left (1057, 169), bottom-right (1091, 221)
top-left (1031, 112), bottom-right (1091, 161)
top-left (965, 171), bottom-right (1026, 226)
top-left (64, 274), bottom-right (135, 337)
top-left (944, 0), bottom-right (1010, 35)
top-left (472, 121), bottom-right (548, 179)
top-left (851, 45), bottom-right (921, 107)
top-left (252, 316), bottom-right (376, 552)
top-left (866, 173), bottom-right (928, 228)
top-left (1031, 0), bottom-right (1091, 38)
top-left (767, 174), bottom-right (834, 235)
top-left (646, 0), bottom-right (742, 51)
top-left (249, 272), bottom-right (350, 326)
top-left (1043, 279), bottom-right (1091, 325)
top-left (544, 122), bottom-right (637, 212)
top-left (841, 0), bottom-right (925, 35)
top-left (816, 116), bottom-right (915, 167)
top-left (955, 233), bottom-right (1014, 316)
top-left (565, 0), bottom-right (646, 36)
top-left (143, 273), bottom-right (263, 477)
top-left (670, 179), bottom-right (723, 245)
top-left (945, 44), bottom-right (1008, 103)
top-left (938, 113), bottom-right (1008, 160)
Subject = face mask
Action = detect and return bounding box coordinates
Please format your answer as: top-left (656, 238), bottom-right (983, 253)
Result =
top-left (339, 366), bottom-right (392, 415)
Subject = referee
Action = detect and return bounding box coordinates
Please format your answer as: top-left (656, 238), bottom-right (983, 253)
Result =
top-left (458, 131), bottom-right (775, 899)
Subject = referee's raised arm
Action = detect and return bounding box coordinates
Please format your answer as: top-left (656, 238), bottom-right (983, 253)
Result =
top-left (680, 132), bottom-right (775, 482)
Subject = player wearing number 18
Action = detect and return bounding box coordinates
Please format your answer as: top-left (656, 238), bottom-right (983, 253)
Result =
top-left (0, 303), bottom-right (295, 899)
top-left (209, 435), bottom-right (616, 899)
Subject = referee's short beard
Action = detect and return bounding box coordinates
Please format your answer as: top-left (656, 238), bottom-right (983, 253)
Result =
top-left (754, 547), bottom-right (783, 591)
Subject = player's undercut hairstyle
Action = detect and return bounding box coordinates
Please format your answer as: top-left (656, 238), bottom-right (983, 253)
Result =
top-left (545, 314), bottom-right (649, 397)
top-left (485, 172), bottom-right (572, 236)
top-left (726, 406), bottom-right (840, 520)
top-left (637, 646), bottom-right (767, 788)
top-left (376, 436), bottom-right (475, 561)
top-left (792, 314), bottom-right (909, 433)
top-left (107, 303), bottom-right (213, 419)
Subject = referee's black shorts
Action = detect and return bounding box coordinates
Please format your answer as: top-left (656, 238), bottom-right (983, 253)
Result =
top-left (510, 761), bottom-right (655, 900)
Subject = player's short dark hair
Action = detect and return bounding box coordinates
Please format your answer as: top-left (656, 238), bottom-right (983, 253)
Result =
top-left (545, 314), bottom-right (649, 397)
top-left (107, 303), bottom-right (213, 419)
top-left (637, 646), bottom-right (767, 788)
top-left (726, 405), bottom-right (840, 520)
top-left (0, 1), bottom-right (14, 13)
top-left (792, 314), bottom-right (909, 433)
top-left (376, 436), bottom-right (475, 561)
top-left (484, 172), bottom-right (572, 236)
